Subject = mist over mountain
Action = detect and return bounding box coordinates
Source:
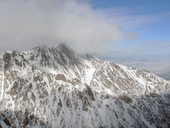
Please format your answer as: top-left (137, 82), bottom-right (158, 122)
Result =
top-left (0, 44), bottom-right (170, 128)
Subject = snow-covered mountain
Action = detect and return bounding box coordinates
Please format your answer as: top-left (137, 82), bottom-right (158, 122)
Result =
top-left (0, 44), bottom-right (170, 128)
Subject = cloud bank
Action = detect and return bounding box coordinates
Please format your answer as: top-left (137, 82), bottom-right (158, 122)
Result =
top-left (0, 0), bottom-right (124, 53)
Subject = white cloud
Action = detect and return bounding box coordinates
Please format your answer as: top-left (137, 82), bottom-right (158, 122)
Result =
top-left (0, 0), bottom-right (124, 53)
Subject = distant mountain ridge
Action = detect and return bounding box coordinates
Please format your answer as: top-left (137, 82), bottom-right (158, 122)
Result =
top-left (0, 43), bottom-right (170, 128)
top-left (158, 72), bottom-right (170, 80)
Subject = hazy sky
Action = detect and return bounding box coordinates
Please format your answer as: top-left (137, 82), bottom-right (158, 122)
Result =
top-left (0, 0), bottom-right (170, 73)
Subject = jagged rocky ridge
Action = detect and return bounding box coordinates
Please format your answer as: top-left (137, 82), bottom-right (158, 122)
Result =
top-left (0, 44), bottom-right (170, 128)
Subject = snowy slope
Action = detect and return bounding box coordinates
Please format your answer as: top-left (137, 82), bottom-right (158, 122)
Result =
top-left (0, 44), bottom-right (170, 128)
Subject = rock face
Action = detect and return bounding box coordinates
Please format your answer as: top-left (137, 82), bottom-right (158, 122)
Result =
top-left (0, 44), bottom-right (170, 128)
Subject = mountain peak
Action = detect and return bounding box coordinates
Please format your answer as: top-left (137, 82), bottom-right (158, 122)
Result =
top-left (57, 43), bottom-right (78, 57)
top-left (57, 43), bottom-right (72, 50)
top-left (20, 43), bottom-right (82, 67)
top-left (29, 43), bottom-right (77, 56)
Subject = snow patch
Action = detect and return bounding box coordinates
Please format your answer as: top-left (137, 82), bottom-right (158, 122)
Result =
top-left (84, 68), bottom-right (95, 84)
top-left (119, 64), bottom-right (146, 87)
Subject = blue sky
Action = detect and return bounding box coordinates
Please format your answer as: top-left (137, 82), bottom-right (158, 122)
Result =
top-left (88, 0), bottom-right (170, 75)
top-left (90, 0), bottom-right (170, 61)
